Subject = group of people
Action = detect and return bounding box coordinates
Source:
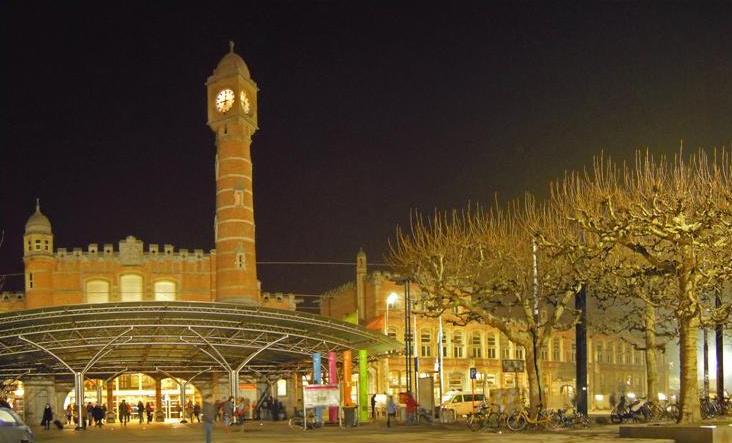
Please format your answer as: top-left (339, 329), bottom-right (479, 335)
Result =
top-left (370, 392), bottom-right (416, 427)
top-left (116, 399), bottom-right (156, 425)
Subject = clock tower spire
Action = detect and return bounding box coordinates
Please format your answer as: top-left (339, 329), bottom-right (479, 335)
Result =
top-left (206, 43), bottom-right (259, 305)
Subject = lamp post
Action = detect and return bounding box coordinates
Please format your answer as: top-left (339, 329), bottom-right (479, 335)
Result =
top-left (385, 292), bottom-right (399, 335)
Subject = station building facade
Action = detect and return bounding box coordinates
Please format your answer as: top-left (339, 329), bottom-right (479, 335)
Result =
top-left (320, 250), bottom-right (671, 410)
top-left (1, 45), bottom-right (300, 422)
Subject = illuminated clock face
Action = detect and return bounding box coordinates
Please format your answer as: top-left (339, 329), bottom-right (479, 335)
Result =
top-left (240, 90), bottom-right (251, 114)
top-left (215, 89), bottom-right (235, 113)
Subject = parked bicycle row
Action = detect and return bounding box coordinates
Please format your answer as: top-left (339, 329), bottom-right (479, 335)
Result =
top-left (465, 401), bottom-right (590, 432)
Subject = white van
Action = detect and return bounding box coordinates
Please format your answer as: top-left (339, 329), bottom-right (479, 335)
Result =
top-left (441, 392), bottom-right (486, 417)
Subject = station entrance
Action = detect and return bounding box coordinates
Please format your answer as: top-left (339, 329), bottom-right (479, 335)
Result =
top-left (0, 302), bottom-right (398, 426)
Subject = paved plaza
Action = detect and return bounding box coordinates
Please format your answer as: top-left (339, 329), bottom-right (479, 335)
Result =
top-left (27, 421), bottom-right (675, 443)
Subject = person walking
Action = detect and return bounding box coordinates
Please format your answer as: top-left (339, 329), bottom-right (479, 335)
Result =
top-left (137, 401), bottom-right (144, 424)
top-left (223, 396), bottom-right (234, 432)
top-left (119, 400), bottom-right (128, 427)
top-left (371, 394), bottom-right (377, 419)
top-left (146, 402), bottom-right (153, 424)
top-left (81, 402), bottom-right (89, 429)
top-left (193, 402), bottom-right (201, 423)
top-left (93, 404), bottom-right (104, 427)
top-left (202, 394), bottom-right (216, 443)
top-left (65, 404), bottom-right (72, 426)
top-left (41, 403), bottom-right (53, 430)
top-left (386, 395), bottom-right (397, 428)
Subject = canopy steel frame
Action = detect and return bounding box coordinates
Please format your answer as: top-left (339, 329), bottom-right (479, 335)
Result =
top-left (0, 302), bottom-right (398, 382)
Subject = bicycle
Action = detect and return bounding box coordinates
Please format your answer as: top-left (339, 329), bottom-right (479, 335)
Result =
top-left (551, 407), bottom-right (590, 429)
top-left (288, 410), bottom-right (322, 431)
top-left (506, 404), bottom-right (554, 431)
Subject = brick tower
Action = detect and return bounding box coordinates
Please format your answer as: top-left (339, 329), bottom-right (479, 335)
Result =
top-left (206, 42), bottom-right (259, 305)
top-left (23, 200), bottom-right (55, 309)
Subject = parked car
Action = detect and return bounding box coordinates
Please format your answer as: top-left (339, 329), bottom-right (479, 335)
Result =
top-left (441, 392), bottom-right (486, 417)
top-left (0, 407), bottom-right (33, 443)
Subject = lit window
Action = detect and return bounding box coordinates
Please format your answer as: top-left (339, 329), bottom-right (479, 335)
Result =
top-left (420, 329), bottom-right (432, 357)
top-left (552, 338), bottom-right (561, 362)
top-left (234, 189), bottom-right (245, 207)
top-left (86, 280), bottom-right (110, 303)
top-left (120, 275), bottom-right (143, 302)
top-left (276, 379), bottom-right (287, 397)
top-left (471, 332), bottom-right (482, 358)
top-left (448, 373), bottom-right (464, 391)
top-left (154, 280), bottom-right (176, 301)
top-left (387, 327), bottom-right (398, 341)
top-left (540, 345), bottom-right (548, 361)
top-left (487, 335), bottom-right (497, 359)
top-left (452, 332), bottom-right (464, 358)
top-left (441, 331), bottom-right (449, 358)
top-left (485, 374), bottom-right (497, 387)
top-left (514, 345), bottom-right (524, 360)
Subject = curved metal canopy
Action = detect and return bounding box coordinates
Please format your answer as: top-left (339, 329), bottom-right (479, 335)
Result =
top-left (0, 302), bottom-right (398, 381)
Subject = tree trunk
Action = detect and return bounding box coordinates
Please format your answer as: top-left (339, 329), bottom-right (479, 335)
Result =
top-left (644, 303), bottom-right (659, 402)
top-left (524, 344), bottom-right (542, 416)
top-left (678, 315), bottom-right (701, 423)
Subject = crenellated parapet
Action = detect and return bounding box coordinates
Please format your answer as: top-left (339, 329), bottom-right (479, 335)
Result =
top-left (0, 292), bottom-right (25, 312)
top-left (53, 236), bottom-right (212, 263)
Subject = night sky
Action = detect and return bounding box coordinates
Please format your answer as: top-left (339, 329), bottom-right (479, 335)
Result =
top-left (2, 2), bottom-right (731, 298)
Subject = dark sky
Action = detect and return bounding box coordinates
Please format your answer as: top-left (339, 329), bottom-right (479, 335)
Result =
top-left (2, 2), bottom-right (731, 297)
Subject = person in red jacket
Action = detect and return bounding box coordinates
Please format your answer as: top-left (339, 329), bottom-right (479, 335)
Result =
top-left (404, 393), bottom-right (418, 425)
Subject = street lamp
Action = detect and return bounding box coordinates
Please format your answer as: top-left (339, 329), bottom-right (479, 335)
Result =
top-left (385, 292), bottom-right (399, 335)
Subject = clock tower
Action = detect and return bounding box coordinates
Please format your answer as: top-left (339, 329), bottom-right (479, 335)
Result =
top-left (207, 42), bottom-right (259, 305)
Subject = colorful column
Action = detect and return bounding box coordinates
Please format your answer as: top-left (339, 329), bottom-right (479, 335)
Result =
top-left (313, 352), bottom-right (322, 422)
top-left (328, 351), bottom-right (338, 423)
top-left (343, 350), bottom-right (353, 406)
top-left (359, 350), bottom-right (368, 422)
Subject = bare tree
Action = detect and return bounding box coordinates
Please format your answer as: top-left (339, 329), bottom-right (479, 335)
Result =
top-left (550, 149), bottom-right (732, 423)
top-left (388, 197), bottom-right (584, 414)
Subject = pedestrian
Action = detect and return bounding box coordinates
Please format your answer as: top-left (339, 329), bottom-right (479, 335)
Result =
top-left (202, 394), bottom-right (216, 443)
top-left (193, 402), bottom-right (201, 423)
top-left (86, 402), bottom-right (94, 428)
top-left (371, 393), bottom-right (377, 419)
top-left (146, 402), bottom-right (153, 423)
top-left (405, 392), bottom-right (418, 424)
top-left (186, 400), bottom-right (193, 422)
top-left (223, 396), bottom-right (234, 432)
top-left (386, 395), bottom-right (396, 428)
top-left (138, 400), bottom-right (144, 423)
top-left (93, 404), bottom-right (104, 427)
top-left (65, 404), bottom-right (72, 425)
top-left (119, 399), bottom-right (128, 426)
top-left (42, 403), bottom-right (53, 430)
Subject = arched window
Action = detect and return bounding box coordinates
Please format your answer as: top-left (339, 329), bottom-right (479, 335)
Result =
top-left (86, 280), bottom-right (110, 304)
top-left (120, 275), bottom-right (143, 302)
top-left (154, 280), bottom-right (176, 301)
